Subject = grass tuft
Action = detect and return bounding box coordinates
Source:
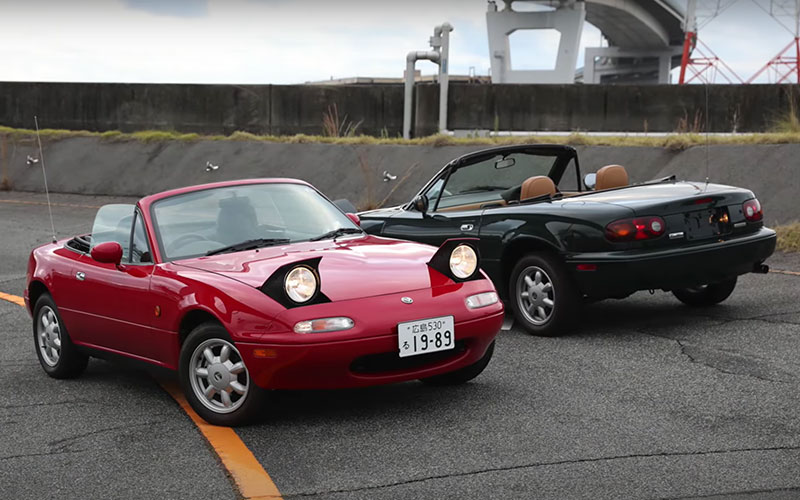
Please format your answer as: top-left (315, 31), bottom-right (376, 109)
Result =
top-left (775, 223), bottom-right (800, 253)
top-left (3, 125), bottom-right (800, 148)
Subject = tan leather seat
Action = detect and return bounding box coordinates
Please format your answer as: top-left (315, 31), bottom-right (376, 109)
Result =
top-left (520, 176), bottom-right (556, 201)
top-left (595, 164), bottom-right (629, 190)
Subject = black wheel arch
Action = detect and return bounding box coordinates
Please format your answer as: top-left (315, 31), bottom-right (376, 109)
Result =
top-left (178, 309), bottom-right (222, 346)
top-left (499, 237), bottom-right (564, 300)
top-left (28, 280), bottom-right (49, 313)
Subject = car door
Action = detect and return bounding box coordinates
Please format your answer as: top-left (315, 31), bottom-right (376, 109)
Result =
top-left (380, 207), bottom-right (483, 247)
top-left (69, 209), bottom-right (158, 361)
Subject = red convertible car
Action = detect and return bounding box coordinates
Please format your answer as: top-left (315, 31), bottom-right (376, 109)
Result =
top-left (25, 179), bottom-right (503, 426)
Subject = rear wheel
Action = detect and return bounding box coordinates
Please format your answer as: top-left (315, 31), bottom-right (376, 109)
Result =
top-left (672, 277), bottom-right (737, 307)
top-left (179, 322), bottom-right (267, 426)
top-left (509, 253), bottom-right (580, 337)
top-left (420, 341), bottom-right (494, 386)
top-left (33, 294), bottom-right (88, 379)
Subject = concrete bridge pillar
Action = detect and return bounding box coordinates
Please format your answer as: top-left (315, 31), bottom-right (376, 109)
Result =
top-left (487, 0), bottom-right (586, 84)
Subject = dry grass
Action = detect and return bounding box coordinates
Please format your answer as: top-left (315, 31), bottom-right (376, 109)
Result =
top-left (771, 86), bottom-right (800, 134)
top-left (3, 125), bottom-right (800, 149)
top-left (322, 104), bottom-right (362, 137)
top-left (775, 223), bottom-right (800, 253)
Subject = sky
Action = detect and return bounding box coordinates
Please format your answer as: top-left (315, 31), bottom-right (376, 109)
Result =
top-left (0, 0), bottom-right (796, 84)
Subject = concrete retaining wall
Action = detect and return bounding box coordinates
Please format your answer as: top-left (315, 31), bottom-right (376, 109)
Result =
top-left (1, 135), bottom-right (797, 225)
top-left (1, 82), bottom-right (797, 136)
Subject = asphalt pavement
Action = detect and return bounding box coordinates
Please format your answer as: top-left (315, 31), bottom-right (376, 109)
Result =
top-left (1, 192), bottom-right (799, 499)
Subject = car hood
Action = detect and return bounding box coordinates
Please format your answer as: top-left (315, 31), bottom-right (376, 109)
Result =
top-left (174, 235), bottom-right (441, 301)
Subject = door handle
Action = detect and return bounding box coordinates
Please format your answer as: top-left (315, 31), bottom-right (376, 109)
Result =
top-left (460, 224), bottom-right (474, 232)
top-left (75, 271), bottom-right (85, 281)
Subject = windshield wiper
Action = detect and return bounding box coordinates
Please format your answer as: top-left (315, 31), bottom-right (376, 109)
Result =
top-left (206, 238), bottom-right (291, 256)
top-left (310, 227), bottom-right (363, 241)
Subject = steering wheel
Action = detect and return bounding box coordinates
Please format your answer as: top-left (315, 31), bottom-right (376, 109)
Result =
top-left (169, 233), bottom-right (212, 251)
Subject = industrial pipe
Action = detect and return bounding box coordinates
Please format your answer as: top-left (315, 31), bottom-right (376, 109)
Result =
top-left (404, 51), bottom-right (440, 140)
top-left (402, 23), bottom-right (453, 140)
top-left (436, 23), bottom-right (453, 134)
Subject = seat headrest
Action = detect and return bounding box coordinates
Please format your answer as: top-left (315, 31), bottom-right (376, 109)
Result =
top-left (520, 176), bottom-right (556, 201)
top-left (595, 164), bottom-right (629, 190)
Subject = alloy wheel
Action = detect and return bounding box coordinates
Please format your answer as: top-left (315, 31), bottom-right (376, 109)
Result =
top-left (189, 338), bottom-right (250, 414)
top-left (37, 306), bottom-right (62, 367)
top-left (516, 265), bottom-right (555, 326)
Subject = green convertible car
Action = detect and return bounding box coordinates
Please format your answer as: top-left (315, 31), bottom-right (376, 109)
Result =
top-left (358, 145), bottom-right (776, 337)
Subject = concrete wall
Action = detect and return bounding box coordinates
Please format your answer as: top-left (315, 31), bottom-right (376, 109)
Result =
top-left (1, 135), bottom-right (797, 225)
top-left (1, 82), bottom-right (797, 136)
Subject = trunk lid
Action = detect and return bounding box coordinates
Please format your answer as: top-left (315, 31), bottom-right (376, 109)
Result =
top-left (577, 181), bottom-right (759, 245)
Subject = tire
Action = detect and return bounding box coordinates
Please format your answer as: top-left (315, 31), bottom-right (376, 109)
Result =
top-left (672, 277), bottom-right (737, 307)
top-left (509, 253), bottom-right (580, 337)
top-left (33, 293), bottom-right (88, 379)
top-left (421, 341), bottom-right (495, 386)
top-left (179, 322), bottom-right (267, 426)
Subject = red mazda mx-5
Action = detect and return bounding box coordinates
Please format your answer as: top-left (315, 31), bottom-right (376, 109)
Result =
top-left (25, 179), bottom-right (504, 425)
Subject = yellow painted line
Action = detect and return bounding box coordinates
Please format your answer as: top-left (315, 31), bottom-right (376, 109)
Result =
top-left (771, 269), bottom-right (800, 277)
top-left (0, 291), bottom-right (281, 500)
top-left (0, 291), bottom-right (25, 307)
top-left (0, 199), bottom-right (101, 209)
top-left (161, 382), bottom-right (283, 500)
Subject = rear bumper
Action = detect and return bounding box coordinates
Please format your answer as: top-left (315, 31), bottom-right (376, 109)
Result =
top-left (237, 311), bottom-right (504, 390)
top-left (567, 228), bottom-right (776, 299)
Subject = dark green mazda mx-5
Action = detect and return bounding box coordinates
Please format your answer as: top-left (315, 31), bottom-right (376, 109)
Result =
top-left (357, 145), bottom-right (776, 337)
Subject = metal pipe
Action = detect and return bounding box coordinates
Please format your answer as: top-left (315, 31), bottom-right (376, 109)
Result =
top-left (437, 23), bottom-right (453, 134)
top-left (403, 50), bottom-right (440, 140)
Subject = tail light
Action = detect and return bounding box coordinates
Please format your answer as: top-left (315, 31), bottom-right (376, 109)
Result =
top-left (742, 199), bottom-right (762, 222)
top-left (606, 216), bottom-right (666, 242)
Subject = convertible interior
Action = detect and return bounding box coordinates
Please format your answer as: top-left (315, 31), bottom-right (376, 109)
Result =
top-left (434, 162), bottom-right (631, 213)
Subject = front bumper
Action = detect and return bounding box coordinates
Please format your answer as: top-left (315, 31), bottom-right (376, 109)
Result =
top-left (567, 227), bottom-right (776, 299)
top-left (237, 311), bottom-right (503, 390)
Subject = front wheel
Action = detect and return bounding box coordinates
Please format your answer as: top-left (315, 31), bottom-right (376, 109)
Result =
top-left (179, 323), bottom-right (267, 426)
top-left (33, 293), bottom-right (88, 379)
top-left (420, 341), bottom-right (495, 386)
top-left (509, 253), bottom-right (580, 337)
top-left (672, 277), bottom-right (737, 307)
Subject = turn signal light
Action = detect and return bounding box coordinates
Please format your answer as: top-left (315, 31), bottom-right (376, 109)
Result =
top-left (742, 199), bottom-right (763, 222)
top-left (606, 216), bottom-right (666, 242)
top-left (294, 317), bottom-right (354, 334)
top-left (465, 291), bottom-right (499, 309)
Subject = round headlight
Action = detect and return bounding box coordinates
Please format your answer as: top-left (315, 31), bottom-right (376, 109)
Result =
top-left (284, 266), bottom-right (318, 303)
top-left (449, 244), bottom-right (478, 279)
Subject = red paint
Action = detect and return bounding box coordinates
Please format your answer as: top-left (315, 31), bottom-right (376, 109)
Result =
top-left (27, 179), bottom-right (503, 389)
top-left (90, 241), bottom-right (123, 265)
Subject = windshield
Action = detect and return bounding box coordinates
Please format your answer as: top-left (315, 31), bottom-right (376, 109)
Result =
top-left (151, 183), bottom-right (359, 261)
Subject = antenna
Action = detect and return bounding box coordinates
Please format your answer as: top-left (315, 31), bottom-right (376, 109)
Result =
top-left (704, 83), bottom-right (711, 192)
top-left (34, 116), bottom-right (57, 243)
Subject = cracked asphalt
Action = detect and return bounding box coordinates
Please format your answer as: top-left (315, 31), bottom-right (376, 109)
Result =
top-left (1, 192), bottom-right (799, 499)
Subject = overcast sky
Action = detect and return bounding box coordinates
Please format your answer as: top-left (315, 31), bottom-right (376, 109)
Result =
top-left (0, 0), bottom-right (796, 84)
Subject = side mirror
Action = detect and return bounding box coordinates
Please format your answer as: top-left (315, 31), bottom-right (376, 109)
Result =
top-left (91, 241), bottom-right (123, 266)
top-left (346, 213), bottom-right (361, 226)
top-left (413, 195), bottom-right (429, 214)
top-left (583, 173), bottom-right (597, 190)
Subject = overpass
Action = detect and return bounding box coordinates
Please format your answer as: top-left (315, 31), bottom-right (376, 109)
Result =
top-left (487, 0), bottom-right (688, 84)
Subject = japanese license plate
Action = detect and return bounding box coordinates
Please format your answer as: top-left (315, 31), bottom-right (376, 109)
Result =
top-left (397, 316), bottom-right (455, 358)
